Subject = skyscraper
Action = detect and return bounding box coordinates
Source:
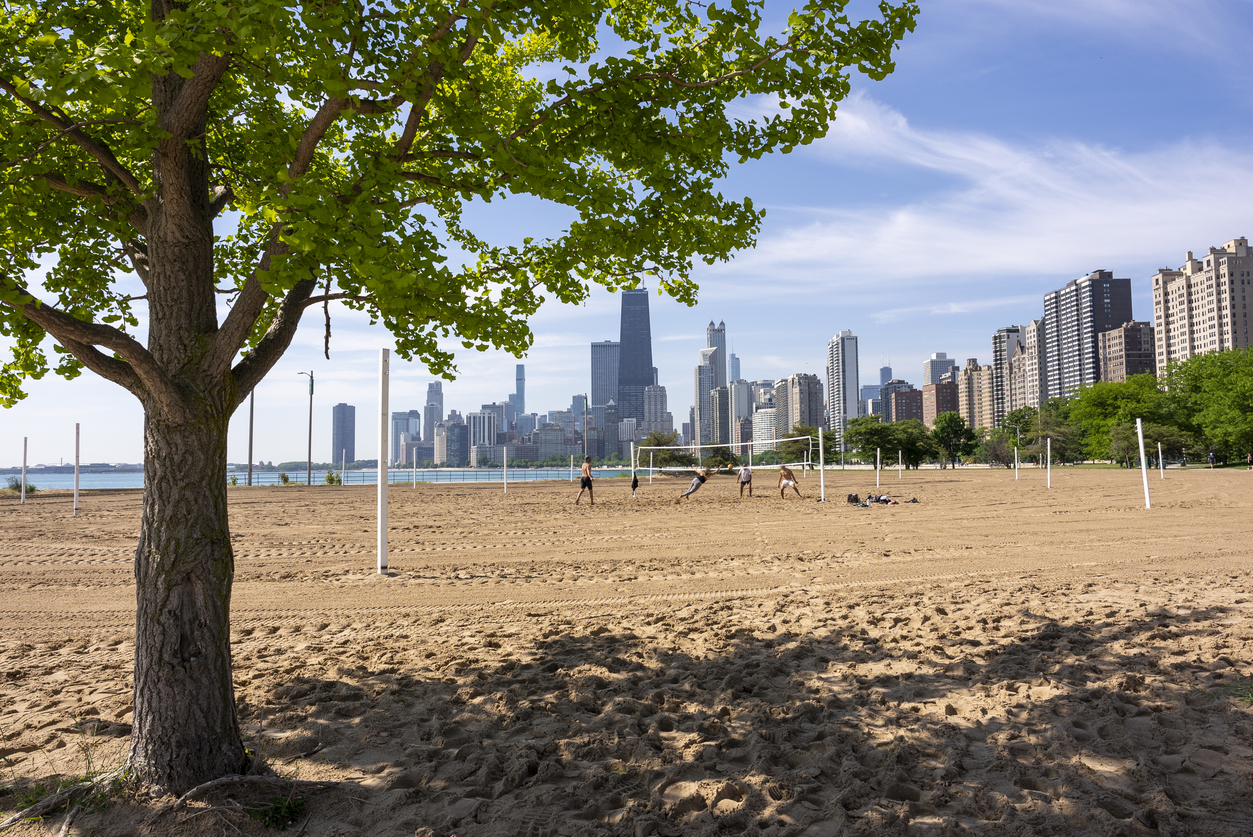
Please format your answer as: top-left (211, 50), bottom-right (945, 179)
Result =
top-left (693, 348), bottom-right (718, 446)
top-left (729, 353), bottom-right (740, 383)
top-left (643, 384), bottom-right (672, 433)
top-left (391, 410), bottom-right (420, 464)
top-left (788, 373), bottom-right (824, 431)
top-left (826, 330), bottom-right (859, 447)
top-left (423, 382), bottom-right (443, 442)
top-left (331, 403), bottom-right (355, 463)
top-left (990, 326), bottom-right (1022, 428)
top-left (705, 320), bottom-right (728, 389)
top-left (510, 364), bottom-right (525, 415)
top-left (880, 365), bottom-right (892, 386)
top-left (1043, 270), bottom-right (1133, 400)
top-left (710, 387), bottom-right (731, 445)
top-left (921, 352), bottom-right (956, 387)
top-left (1153, 238), bottom-right (1252, 370)
top-left (616, 289), bottom-right (653, 422)
top-left (590, 340), bottom-right (620, 407)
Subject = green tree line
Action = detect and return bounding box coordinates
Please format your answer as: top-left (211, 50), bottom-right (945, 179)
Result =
top-left (843, 350), bottom-right (1253, 469)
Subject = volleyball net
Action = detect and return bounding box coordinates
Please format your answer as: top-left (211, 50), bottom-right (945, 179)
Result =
top-left (631, 435), bottom-right (823, 477)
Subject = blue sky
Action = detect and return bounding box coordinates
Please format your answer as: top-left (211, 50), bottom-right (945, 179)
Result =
top-left (4, 0), bottom-right (1253, 466)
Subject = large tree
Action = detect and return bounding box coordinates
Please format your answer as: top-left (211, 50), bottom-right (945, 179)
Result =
top-left (0, 0), bottom-right (918, 792)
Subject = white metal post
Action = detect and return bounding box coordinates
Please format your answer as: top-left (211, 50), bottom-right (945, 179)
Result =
top-left (247, 391), bottom-right (254, 486)
top-left (876, 447), bottom-right (880, 488)
top-left (1158, 442), bottom-right (1164, 479)
top-left (649, 452), bottom-right (654, 484)
top-left (74, 423), bottom-right (80, 516)
top-left (1014, 445), bottom-right (1018, 480)
top-left (341, 450), bottom-right (346, 486)
top-left (503, 447), bottom-right (508, 494)
top-left (1137, 418), bottom-right (1151, 510)
top-left (21, 437), bottom-right (27, 504)
top-left (630, 442), bottom-right (635, 490)
top-left (569, 454), bottom-right (573, 481)
top-left (898, 448), bottom-right (902, 479)
top-left (412, 455), bottom-right (416, 488)
top-left (377, 349), bottom-right (389, 574)
top-left (1047, 437), bottom-right (1051, 489)
top-left (818, 432), bottom-right (825, 502)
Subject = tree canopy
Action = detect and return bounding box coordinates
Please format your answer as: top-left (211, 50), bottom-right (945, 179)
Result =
top-left (0, 0), bottom-right (919, 793)
top-left (1, 0), bottom-right (918, 404)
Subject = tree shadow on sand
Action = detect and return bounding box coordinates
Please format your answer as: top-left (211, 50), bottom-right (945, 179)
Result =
top-left (230, 593), bottom-right (1253, 837)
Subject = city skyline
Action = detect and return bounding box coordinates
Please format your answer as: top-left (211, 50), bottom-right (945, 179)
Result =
top-left (4, 2), bottom-right (1253, 464)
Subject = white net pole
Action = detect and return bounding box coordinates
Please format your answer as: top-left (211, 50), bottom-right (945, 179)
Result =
top-left (21, 436), bottom-right (27, 504)
top-left (1158, 442), bottom-right (1164, 479)
top-left (898, 448), bottom-right (902, 479)
top-left (1047, 437), bottom-right (1052, 488)
top-left (649, 452), bottom-right (653, 484)
top-left (503, 447), bottom-right (508, 494)
top-left (377, 349), bottom-right (389, 574)
top-left (818, 430), bottom-right (825, 502)
top-left (74, 422), bottom-right (80, 517)
top-left (876, 447), bottom-right (880, 488)
top-left (1137, 419), bottom-right (1151, 510)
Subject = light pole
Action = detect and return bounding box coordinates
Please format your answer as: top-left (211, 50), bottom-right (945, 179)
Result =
top-left (298, 371), bottom-right (313, 485)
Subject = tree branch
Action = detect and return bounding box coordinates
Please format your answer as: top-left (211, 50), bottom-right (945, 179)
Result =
top-left (505, 38), bottom-right (799, 145)
top-left (39, 172), bottom-right (148, 233)
top-left (208, 184), bottom-right (233, 218)
top-left (3, 289), bottom-right (192, 423)
top-left (0, 76), bottom-right (144, 195)
top-left (230, 277), bottom-right (320, 407)
top-left (160, 53), bottom-right (232, 139)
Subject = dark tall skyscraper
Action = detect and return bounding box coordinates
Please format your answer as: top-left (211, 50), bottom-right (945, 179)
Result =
top-left (510, 364), bottom-right (526, 414)
top-left (616, 289), bottom-right (653, 422)
top-left (331, 403), bottom-right (355, 463)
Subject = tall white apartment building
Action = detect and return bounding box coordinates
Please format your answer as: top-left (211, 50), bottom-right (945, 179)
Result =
top-left (825, 330), bottom-right (859, 448)
top-left (921, 352), bottom-right (956, 387)
top-left (465, 411), bottom-right (498, 449)
top-left (752, 407), bottom-right (777, 453)
top-left (1152, 237), bottom-right (1252, 370)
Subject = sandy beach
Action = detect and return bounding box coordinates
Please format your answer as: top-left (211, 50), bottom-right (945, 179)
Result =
top-left (2, 466), bottom-right (1253, 836)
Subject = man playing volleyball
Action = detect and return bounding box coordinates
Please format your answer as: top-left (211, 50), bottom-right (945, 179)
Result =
top-left (778, 465), bottom-right (802, 499)
top-left (677, 467), bottom-right (717, 501)
top-left (738, 463), bottom-right (753, 498)
top-left (576, 455), bottom-right (594, 505)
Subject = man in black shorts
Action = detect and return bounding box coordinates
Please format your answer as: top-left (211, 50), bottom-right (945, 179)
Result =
top-left (738, 463), bottom-right (753, 498)
top-left (576, 455), bottom-right (595, 505)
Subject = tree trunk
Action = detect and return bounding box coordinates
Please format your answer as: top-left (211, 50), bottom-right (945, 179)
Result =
top-left (129, 403), bottom-right (245, 791)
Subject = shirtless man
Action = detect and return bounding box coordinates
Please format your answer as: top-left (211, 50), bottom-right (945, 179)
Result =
top-left (678, 467), bottom-right (716, 501)
top-left (738, 463), bottom-right (753, 498)
top-left (576, 456), bottom-right (594, 505)
top-left (778, 465), bottom-right (802, 499)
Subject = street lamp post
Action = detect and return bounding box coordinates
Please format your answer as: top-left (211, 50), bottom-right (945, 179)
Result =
top-left (298, 371), bottom-right (314, 485)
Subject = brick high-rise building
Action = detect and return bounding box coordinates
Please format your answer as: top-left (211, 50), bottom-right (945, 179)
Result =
top-left (922, 382), bottom-right (958, 428)
top-left (1099, 322), bottom-right (1157, 382)
top-left (1152, 237), bottom-right (1252, 370)
top-left (889, 389), bottom-right (923, 423)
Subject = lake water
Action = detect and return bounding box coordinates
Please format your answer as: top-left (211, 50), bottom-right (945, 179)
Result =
top-left (8, 468), bottom-right (631, 490)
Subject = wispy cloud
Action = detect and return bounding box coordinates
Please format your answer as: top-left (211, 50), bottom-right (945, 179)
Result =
top-left (705, 93), bottom-right (1253, 303)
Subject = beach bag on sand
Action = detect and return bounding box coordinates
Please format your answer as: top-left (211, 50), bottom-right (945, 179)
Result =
top-left (847, 493), bottom-right (859, 504)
